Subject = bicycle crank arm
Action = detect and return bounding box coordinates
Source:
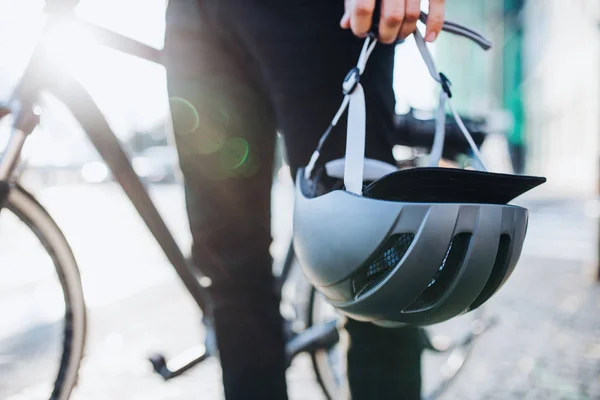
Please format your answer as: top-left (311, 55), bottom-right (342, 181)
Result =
top-left (285, 320), bottom-right (339, 365)
top-left (149, 344), bottom-right (210, 381)
top-left (425, 316), bottom-right (499, 353)
top-left (461, 316), bottom-right (499, 346)
top-left (0, 180), bottom-right (9, 209)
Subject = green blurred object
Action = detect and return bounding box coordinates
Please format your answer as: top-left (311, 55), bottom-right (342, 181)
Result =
top-left (433, 1), bottom-right (494, 115)
top-left (434, 0), bottom-right (527, 174)
top-left (502, 0), bottom-right (526, 174)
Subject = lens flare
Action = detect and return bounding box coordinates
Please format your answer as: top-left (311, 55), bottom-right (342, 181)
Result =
top-left (169, 96), bottom-right (200, 134)
top-left (219, 137), bottom-right (249, 170)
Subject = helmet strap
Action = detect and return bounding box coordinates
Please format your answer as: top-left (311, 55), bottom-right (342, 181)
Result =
top-left (304, 35), bottom-right (377, 192)
top-left (304, 15), bottom-right (493, 194)
top-left (413, 28), bottom-right (488, 171)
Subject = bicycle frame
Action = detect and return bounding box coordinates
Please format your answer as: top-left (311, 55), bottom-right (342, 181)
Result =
top-left (2, 14), bottom-right (215, 314)
top-left (0, 5), bottom-right (334, 374)
top-left (0, 5), bottom-right (303, 318)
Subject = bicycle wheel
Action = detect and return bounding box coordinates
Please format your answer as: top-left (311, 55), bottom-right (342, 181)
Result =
top-left (307, 288), bottom-right (345, 400)
top-left (308, 287), bottom-right (484, 400)
top-left (420, 308), bottom-right (485, 400)
top-left (0, 185), bottom-right (86, 400)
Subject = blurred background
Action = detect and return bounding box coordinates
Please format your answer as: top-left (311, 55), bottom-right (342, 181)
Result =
top-left (0, 0), bottom-right (598, 399)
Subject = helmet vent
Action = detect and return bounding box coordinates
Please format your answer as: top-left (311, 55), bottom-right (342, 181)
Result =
top-left (468, 234), bottom-right (512, 311)
top-left (403, 233), bottom-right (472, 312)
top-left (351, 233), bottom-right (415, 299)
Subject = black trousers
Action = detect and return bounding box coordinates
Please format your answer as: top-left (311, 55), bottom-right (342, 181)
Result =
top-left (164, 1), bottom-right (423, 399)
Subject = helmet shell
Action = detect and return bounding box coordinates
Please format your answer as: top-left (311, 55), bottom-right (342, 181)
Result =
top-left (293, 169), bottom-right (528, 326)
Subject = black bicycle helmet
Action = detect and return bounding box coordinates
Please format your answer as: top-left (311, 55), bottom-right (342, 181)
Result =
top-left (293, 14), bottom-right (546, 327)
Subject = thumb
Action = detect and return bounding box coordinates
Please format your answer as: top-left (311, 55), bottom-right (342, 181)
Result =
top-left (340, 0), bottom-right (351, 28)
top-left (340, 11), bottom-right (351, 28)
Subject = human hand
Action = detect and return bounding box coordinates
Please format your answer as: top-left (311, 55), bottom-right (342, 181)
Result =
top-left (340, 0), bottom-right (445, 44)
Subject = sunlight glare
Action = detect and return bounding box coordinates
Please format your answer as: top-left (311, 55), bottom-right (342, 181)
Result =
top-left (40, 17), bottom-right (98, 74)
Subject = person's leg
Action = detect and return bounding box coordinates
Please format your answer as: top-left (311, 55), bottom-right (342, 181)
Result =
top-left (212, 1), bottom-right (423, 398)
top-left (344, 320), bottom-right (422, 399)
top-left (163, 1), bottom-right (287, 399)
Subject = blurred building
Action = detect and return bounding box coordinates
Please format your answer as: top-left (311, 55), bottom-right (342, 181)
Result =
top-left (522, 0), bottom-right (600, 195)
top-left (433, 0), bottom-right (600, 195)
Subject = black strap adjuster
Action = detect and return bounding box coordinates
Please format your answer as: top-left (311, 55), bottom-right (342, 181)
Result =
top-left (439, 72), bottom-right (452, 98)
top-left (342, 67), bottom-right (361, 95)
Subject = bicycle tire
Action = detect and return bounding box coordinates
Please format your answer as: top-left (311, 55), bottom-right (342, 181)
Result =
top-left (307, 286), bottom-right (481, 400)
top-left (2, 185), bottom-right (86, 400)
top-left (420, 309), bottom-right (483, 400)
top-left (306, 287), bottom-right (343, 400)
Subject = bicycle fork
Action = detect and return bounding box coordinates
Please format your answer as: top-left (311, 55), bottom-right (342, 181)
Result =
top-left (0, 102), bottom-right (38, 204)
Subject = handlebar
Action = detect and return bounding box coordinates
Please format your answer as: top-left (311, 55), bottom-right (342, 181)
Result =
top-left (420, 12), bottom-right (492, 50)
top-left (393, 109), bottom-right (487, 158)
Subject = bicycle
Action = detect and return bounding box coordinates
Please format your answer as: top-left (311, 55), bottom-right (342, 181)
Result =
top-left (0, 2), bottom-right (495, 399)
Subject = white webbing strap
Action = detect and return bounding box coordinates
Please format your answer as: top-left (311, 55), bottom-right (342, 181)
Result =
top-left (304, 36), bottom-right (377, 194)
top-left (344, 82), bottom-right (367, 194)
top-left (413, 28), bottom-right (487, 171)
top-left (343, 36), bottom-right (377, 194)
top-left (413, 28), bottom-right (446, 167)
top-left (429, 90), bottom-right (448, 167)
top-left (305, 16), bottom-right (492, 190)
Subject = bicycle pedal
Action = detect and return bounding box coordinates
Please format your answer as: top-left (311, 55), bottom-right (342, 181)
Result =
top-left (475, 316), bottom-right (499, 333)
top-left (148, 354), bottom-right (170, 378)
top-left (148, 345), bottom-right (210, 381)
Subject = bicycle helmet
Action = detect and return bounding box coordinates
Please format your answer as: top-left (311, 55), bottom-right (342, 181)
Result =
top-left (293, 13), bottom-right (546, 327)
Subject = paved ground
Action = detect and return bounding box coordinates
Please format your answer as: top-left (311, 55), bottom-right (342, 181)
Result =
top-left (1, 180), bottom-right (599, 399)
top-left (441, 254), bottom-right (600, 400)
